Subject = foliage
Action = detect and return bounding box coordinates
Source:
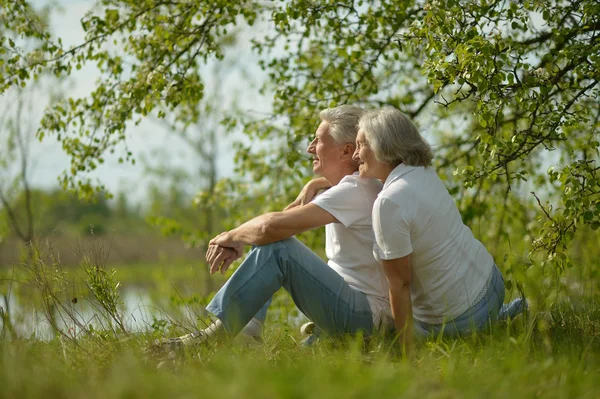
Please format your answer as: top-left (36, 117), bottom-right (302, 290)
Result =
top-left (0, 83), bottom-right (52, 245)
top-left (80, 253), bottom-right (125, 333)
top-left (0, 188), bottom-right (122, 237)
top-left (3, 2), bottom-right (597, 389)
top-left (142, 59), bottom-right (239, 252)
top-left (0, 0), bottom-right (598, 275)
top-left (1, 0), bottom-right (261, 196)
top-left (249, 0), bottom-right (599, 269)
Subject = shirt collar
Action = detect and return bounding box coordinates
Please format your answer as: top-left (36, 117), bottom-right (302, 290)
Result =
top-left (383, 163), bottom-right (416, 190)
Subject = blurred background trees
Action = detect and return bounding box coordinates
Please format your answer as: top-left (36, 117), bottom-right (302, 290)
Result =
top-left (0, 1), bottom-right (597, 303)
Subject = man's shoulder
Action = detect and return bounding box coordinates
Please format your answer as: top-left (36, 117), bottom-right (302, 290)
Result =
top-left (337, 174), bottom-right (382, 195)
top-left (312, 174), bottom-right (381, 207)
top-left (311, 174), bottom-right (380, 227)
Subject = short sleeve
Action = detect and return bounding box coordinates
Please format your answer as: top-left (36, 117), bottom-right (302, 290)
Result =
top-left (372, 197), bottom-right (413, 260)
top-left (311, 176), bottom-right (373, 227)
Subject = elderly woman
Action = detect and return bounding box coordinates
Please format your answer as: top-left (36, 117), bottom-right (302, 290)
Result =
top-left (352, 107), bottom-right (526, 349)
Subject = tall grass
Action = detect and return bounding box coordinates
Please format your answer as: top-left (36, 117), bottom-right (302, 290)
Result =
top-left (1, 308), bottom-right (598, 399)
top-left (1, 238), bottom-right (599, 398)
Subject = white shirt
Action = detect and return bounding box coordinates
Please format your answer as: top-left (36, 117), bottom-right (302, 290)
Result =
top-left (311, 173), bottom-right (392, 328)
top-left (372, 164), bottom-right (493, 324)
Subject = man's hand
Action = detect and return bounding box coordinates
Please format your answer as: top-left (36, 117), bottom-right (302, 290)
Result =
top-left (209, 231), bottom-right (244, 255)
top-left (206, 244), bottom-right (242, 275)
top-left (284, 177), bottom-right (331, 211)
top-left (207, 232), bottom-right (244, 274)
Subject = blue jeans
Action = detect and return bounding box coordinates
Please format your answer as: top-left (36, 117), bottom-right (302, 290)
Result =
top-left (206, 237), bottom-right (373, 337)
top-left (414, 264), bottom-right (526, 337)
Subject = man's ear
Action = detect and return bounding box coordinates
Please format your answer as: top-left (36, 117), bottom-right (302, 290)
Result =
top-left (342, 143), bottom-right (356, 158)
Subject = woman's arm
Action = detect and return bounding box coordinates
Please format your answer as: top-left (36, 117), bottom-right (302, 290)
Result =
top-left (284, 177), bottom-right (332, 211)
top-left (381, 254), bottom-right (413, 355)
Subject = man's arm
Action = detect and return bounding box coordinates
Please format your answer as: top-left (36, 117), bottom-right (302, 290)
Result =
top-left (207, 178), bottom-right (334, 271)
top-left (381, 254), bottom-right (413, 355)
top-left (210, 204), bottom-right (338, 248)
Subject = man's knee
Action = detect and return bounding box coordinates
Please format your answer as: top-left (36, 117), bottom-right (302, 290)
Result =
top-left (252, 237), bottom-right (298, 253)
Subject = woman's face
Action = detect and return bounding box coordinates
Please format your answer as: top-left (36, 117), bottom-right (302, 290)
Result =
top-left (353, 129), bottom-right (384, 179)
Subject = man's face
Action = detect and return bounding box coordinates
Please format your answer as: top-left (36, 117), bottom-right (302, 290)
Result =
top-left (307, 121), bottom-right (344, 177)
top-left (353, 129), bottom-right (380, 179)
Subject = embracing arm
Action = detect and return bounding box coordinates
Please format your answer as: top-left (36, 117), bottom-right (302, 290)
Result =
top-left (284, 177), bottom-right (332, 211)
top-left (382, 254), bottom-right (413, 354)
top-left (213, 204), bottom-right (337, 247)
top-left (207, 179), bottom-right (336, 272)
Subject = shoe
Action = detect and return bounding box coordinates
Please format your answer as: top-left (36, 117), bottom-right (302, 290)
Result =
top-left (300, 333), bottom-right (319, 347)
top-left (234, 317), bottom-right (264, 348)
top-left (234, 332), bottom-right (263, 348)
top-left (300, 322), bottom-right (320, 347)
top-left (154, 329), bottom-right (207, 351)
top-left (498, 297), bottom-right (529, 321)
top-left (300, 321), bottom-right (316, 335)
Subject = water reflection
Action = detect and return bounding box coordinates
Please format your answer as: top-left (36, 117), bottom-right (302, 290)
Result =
top-left (1, 287), bottom-right (308, 340)
top-left (0, 287), bottom-right (162, 340)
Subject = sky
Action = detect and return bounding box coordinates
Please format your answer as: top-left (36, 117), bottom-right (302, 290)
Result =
top-left (7, 0), bottom-right (274, 205)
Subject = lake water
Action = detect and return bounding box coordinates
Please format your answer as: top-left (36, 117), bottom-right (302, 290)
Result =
top-left (0, 286), bottom-right (307, 340)
top-left (0, 287), bottom-right (164, 340)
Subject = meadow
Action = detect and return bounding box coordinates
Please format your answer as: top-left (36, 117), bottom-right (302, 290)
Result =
top-left (1, 0), bottom-right (598, 397)
top-left (1, 252), bottom-right (599, 399)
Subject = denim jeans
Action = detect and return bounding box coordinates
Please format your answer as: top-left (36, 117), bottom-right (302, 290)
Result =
top-left (206, 237), bottom-right (373, 337)
top-left (414, 264), bottom-right (525, 338)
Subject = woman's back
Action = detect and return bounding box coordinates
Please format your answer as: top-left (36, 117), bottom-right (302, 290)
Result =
top-left (373, 164), bottom-right (494, 324)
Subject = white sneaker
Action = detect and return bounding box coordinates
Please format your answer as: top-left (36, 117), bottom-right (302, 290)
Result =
top-left (300, 322), bottom-right (320, 347)
top-left (155, 329), bottom-right (207, 350)
top-left (236, 317), bottom-right (264, 348)
top-left (300, 322), bottom-right (316, 336)
top-left (234, 332), bottom-right (263, 348)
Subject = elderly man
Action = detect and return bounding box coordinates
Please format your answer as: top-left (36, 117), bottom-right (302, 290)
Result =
top-left (162, 105), bottom-right (391, 347)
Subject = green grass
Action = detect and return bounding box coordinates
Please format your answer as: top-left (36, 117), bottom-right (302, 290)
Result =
top-left (2, 259), bottom-right (600, 398)
top-left (1, 301), bottom-right (599, 399)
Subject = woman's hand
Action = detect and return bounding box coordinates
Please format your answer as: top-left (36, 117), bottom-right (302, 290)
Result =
top-left (381, 255), bottom-right (414, 356)
top-left (284, 177), bottom-right (331, 211)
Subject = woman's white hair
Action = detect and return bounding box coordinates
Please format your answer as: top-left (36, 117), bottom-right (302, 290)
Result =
top-left (320, 105), bottom-right (366, 144)
top-left (359, 107), bottom-right (433, 167)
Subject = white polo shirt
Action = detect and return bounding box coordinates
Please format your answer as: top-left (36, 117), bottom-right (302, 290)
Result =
top-left (311, 173), bottom-right (392, 328)
top-left (372, 164), bottom-right (494, 324)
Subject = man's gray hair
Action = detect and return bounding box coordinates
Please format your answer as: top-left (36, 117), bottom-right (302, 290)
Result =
top-left (319, 105), bottom-right (366, 144)
top-left (359, 107), bottom-right (433, 167)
